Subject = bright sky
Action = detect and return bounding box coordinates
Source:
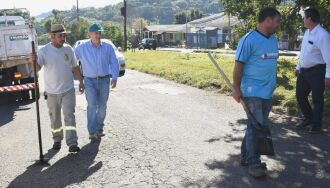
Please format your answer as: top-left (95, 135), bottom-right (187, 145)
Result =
top-left (1, 0), bottom-right (121, 16)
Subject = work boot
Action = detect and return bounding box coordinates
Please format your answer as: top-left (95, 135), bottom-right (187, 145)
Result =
top-left (52, 142), bottom-right (61, 150)
top-left (69, 145), bottom-right (81, 153)
top-left (248, 167), bottom-right (266, 178)
top-left (89, 134), bottom-right (98, 141)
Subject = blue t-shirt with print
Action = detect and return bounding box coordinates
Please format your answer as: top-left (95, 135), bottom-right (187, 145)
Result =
top-left (235, 29), bottom-right (279, 99)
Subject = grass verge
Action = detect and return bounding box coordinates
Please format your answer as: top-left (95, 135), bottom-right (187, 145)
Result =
top-left (124, 51), bottom-right (330, 115)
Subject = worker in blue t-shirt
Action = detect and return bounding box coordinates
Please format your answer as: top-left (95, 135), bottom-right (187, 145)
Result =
top-left (232, 7), bottom-right (281, 178)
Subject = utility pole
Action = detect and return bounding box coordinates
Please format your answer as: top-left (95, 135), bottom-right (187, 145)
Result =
top-left (76, 0), bottom-right (79, 22)
top-left (185, 11), bottom-right (188, 49)
top-left (140, 19), bottom-right (143, 39)
top-left (121, 0), bottom-right (127, 51)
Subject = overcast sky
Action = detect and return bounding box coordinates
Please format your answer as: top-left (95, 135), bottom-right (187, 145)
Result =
top-left (1, 0), bottom-right (121, 16)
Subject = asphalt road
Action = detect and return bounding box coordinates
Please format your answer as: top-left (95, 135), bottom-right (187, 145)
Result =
top-left (0, 70), bottom-right (329, 188)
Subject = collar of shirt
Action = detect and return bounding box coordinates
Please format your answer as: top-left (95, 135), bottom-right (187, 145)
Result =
top-left (88, 40), bottom-right (103, 48)
top-left (308, 24), bottom-right (321, 35)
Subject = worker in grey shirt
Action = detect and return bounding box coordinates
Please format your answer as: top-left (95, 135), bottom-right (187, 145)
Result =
top-left (34, 24), bottom-right (84, 153)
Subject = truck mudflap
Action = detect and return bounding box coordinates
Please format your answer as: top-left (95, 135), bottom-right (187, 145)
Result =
top-left (0, 83), bottom-right (35, 93)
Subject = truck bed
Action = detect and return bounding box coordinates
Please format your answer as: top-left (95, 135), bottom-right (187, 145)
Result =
top-left (0, 24), bottom-right (37, 68)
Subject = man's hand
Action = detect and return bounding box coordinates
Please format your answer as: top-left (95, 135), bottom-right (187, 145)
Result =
top-left (325, 78), bottom-right (330, 88)
top-left (79, 82), bottom-right (85, 94)
top-left (232, 87), bottom-right (243, 103)
top-left (31, 53), bottom-right (37, 62)
top-left (111, 80), bottom-right (117, 89)
top-left (30, 53), bottom-right (41, 72)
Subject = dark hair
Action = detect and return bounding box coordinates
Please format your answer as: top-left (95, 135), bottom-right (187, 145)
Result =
top-left (258, 7), bottom-right (281, 23)
top-left (304, 8), bottom-right (320, 23)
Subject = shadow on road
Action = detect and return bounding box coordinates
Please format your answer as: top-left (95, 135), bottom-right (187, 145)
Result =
top-left (0, 96), bottom-right (34, 127)
top-left (184, 116), bottom-right (330, 188)
top-left (7, 140), bottom-right (102, 188)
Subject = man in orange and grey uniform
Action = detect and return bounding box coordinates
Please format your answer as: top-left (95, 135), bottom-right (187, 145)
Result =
top-left (34, 24), bottom-right (84, 153)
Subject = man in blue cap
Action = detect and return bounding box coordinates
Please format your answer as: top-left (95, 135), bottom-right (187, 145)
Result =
top-left (75, 23), bottom-right (119, 141)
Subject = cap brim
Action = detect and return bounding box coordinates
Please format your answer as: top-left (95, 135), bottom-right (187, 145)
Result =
top-left (89, 29), bottom-right (104, 32)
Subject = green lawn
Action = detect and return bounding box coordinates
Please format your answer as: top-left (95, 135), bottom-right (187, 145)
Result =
top-left (124, 51), bottom-right (330, 114)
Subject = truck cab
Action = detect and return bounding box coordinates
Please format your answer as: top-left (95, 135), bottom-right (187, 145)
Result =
top-left (0, 9), bottom-right (38, 101)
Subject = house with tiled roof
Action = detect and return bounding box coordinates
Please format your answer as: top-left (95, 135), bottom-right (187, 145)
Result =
top-left (138, 12), bottom-right (240, 48)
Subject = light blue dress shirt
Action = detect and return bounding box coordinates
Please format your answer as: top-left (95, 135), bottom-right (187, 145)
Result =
top-left (75, 40), bottom-right (119, 80)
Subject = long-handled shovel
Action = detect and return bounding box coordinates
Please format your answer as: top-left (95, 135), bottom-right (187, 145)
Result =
top-left (32, 41), bottom-right (50, 165)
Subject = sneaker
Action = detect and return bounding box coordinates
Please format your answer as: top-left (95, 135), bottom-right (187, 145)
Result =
top-left (52, 142), bottom-right (61, 150)
top-left (240, 160), bottom-right (267, 170)
top-left (97, 129), bottom-right (105, 137)
top-left (309, 126), bottom-right (322, 134)
top-left (296, 120), bottom-right (312, 130)
top-left (248, 167), bottom-right (266, 178)
top-left (89, 134), bottom-right (98, 141)
top-left (69, 145), bottom-right (81, 153)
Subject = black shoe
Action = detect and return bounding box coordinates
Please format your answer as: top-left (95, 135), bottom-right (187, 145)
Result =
top-left (89, 133), bottom-right (98, 141)
top-left (248, 167), bottom-right (266, 178)
top-left (296, 120), bottom-right (312, 130)
top-left (52, 142), bottom-right (61, 150)
top-left (240, 160), bottom-right (267, 170)
top-left (69, 145), bottom-right (81, 153)
top-left (309, 126), bottom-right (322, 134)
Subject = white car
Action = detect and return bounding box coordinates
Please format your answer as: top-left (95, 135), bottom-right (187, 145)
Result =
top-left (73, 39), bottom-right (126, 77)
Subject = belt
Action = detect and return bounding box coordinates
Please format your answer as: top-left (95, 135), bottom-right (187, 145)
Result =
top-left (87, 75), bottom-right (110, 79)
top-left (300, 64), bottom-right (326, 72)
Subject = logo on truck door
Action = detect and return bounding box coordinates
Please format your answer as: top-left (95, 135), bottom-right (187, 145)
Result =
top-left (9, 35), bottom-right (29, 41)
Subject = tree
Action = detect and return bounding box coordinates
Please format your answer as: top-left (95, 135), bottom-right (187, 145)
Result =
top-left (219, 0), bottom-right (330, 49)
top-left (44, 19), bottom-right (53, 33)
top-left (175, 9), bottom-right (204, 24)
top-left (132, 18), bottom-right (148, 30)
top-left (294, 0), bottom-right (330, 31)
top-left (190, 9), bottom-right (203, 21)
top-left (103, 23), bottom-right (124, 48)
top-left (65, 18), bottom-right (90, 45)
top-left (52, 9), bottom-right (64, 24)
top-left (175, 11), bottom-right (188, 24)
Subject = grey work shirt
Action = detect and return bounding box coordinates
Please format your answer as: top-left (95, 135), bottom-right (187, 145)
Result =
top-left (37, 43), bottom-right (78, 94)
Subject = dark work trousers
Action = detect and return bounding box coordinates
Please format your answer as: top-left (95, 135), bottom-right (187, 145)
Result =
top-left (296, 64), bottom-right (326, 128)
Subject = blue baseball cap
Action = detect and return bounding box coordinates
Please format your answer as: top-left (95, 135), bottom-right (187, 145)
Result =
top-left (88, 23), bottom-right (104, 32)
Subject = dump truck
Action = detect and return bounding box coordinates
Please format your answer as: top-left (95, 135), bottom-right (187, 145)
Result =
top-left (0, 9), bottom-right (38, 101)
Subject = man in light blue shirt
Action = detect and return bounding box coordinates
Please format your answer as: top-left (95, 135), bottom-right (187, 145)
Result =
top-left (232, 7), bottom-right (281, 178)
top-left (75, 23), bottom-right (119, 140)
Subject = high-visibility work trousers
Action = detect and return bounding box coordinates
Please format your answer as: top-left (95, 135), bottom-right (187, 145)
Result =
top-left (46, 88), bottom-right (78, 146)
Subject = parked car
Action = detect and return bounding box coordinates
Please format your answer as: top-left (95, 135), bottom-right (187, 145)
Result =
top-left (139, 38), bottom-right (157, 50)
top-left (73, 39), bottom-right (126, 77)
